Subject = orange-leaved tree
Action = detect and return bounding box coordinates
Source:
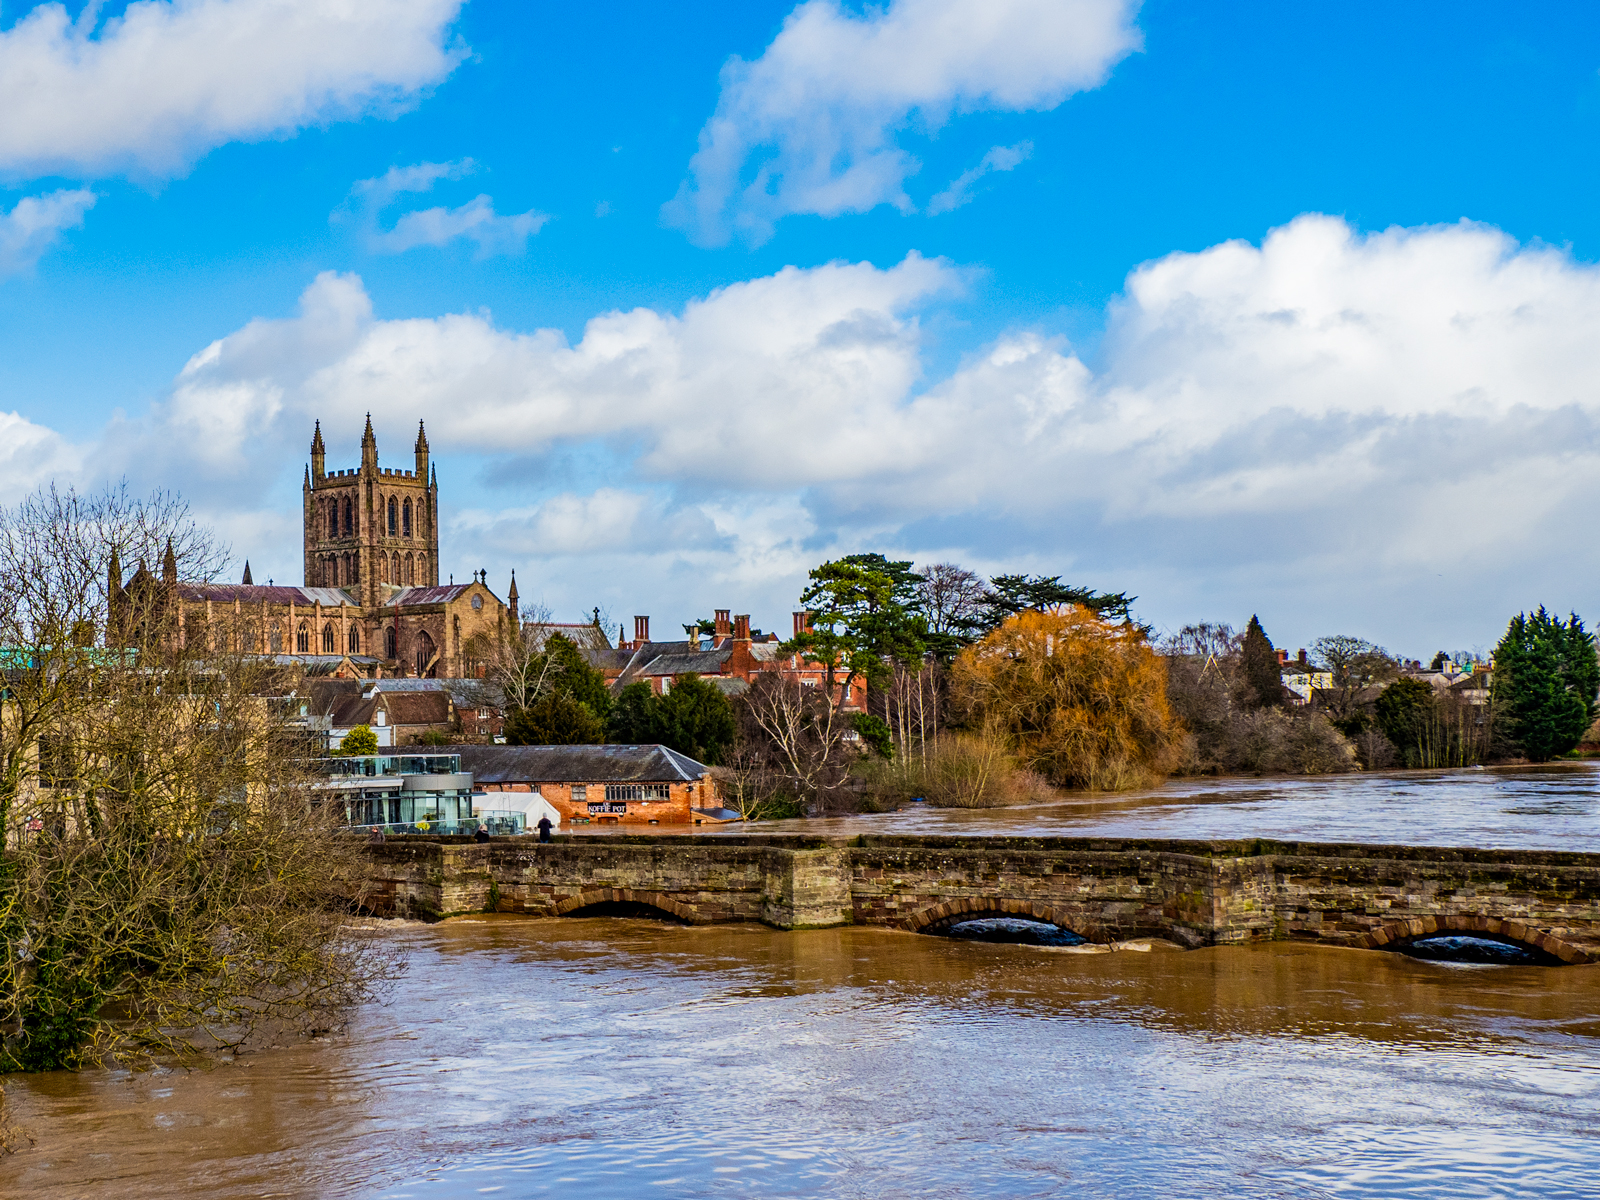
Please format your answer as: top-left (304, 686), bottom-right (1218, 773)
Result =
top-left (951, 607), bottom-right (1183, 791)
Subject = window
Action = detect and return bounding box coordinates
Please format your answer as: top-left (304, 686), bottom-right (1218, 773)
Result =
top-left (471, 595), bottom-right (482, 610)
top-left (415, 630), bottom-right (436, 678)
top-left (296, 622), bottom-right (309, 653)
top-left (348, 625), bottom-right (360, 654)
top-left (477, 708), bottom-right (490, 719)
top-left (605, 783), bottom-right (670, 802)
top-left (384, 626), bottom-right (396, 659)
top-left (342, 496), bottom-right (353, 536)
top-left (570, 785), bottom-right (587, 802)
top-left (327, 500), bottom-right (337, 539)
top-left (404, 553), bottom-right (414, 586)
top-left (416, 553), bottom-right (428, 584)
top-left (270, 627), bottom-right (283, 652)
top-left (387, 496), bottom-right (398, 536)
top-left (322, 623), bottom-right (335, 653)
top-left (402, 498), bottom-right (412, 537)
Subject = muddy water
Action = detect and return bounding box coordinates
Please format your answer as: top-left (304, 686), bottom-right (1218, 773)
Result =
top-left (712, 763), bottom-right (1600, 850)
top-left (7, 918), bottom-right (1600, 1199)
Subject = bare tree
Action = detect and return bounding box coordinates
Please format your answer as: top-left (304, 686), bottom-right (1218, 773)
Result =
top-left (738, 674), bottom-right (855, 811)
top-left (0, 484), bottom-right (398, 1077)
top-left (1310, 635), bottom-right (1400, 723)
top-left (915, 562), bottom-right (986, 641)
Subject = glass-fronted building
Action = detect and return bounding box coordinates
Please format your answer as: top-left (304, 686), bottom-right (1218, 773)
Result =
top-left (316, 753), bottom-right (525, 835)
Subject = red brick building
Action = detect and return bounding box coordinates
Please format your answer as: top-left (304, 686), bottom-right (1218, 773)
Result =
top-left (456, 744), bottom-right (721, 826)
top-left (583, 610), bottom-right (867, 710)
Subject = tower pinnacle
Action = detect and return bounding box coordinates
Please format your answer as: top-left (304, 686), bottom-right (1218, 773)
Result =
top-left (310, 420), bottom-right (326, 479)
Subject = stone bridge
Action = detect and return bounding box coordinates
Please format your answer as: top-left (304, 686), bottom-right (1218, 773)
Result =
top-left (362, 833), bottom-right (1600, 964)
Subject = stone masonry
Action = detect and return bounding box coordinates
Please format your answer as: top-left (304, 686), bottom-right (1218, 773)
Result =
top-left (361, 833), bottom-right (1600, 962)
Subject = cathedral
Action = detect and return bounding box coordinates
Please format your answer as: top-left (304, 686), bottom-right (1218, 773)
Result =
top-left (113, 418), bottom-right (516, 678)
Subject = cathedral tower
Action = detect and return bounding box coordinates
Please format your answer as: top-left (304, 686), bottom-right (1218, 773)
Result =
top-left (302, 416), bottom-right (440, 605)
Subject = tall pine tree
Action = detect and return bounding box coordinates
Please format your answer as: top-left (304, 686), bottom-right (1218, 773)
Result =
top-left (1493, 607), bottom-right (1599, 761)
top-left (1241, 615), bottom-right (1285, 708)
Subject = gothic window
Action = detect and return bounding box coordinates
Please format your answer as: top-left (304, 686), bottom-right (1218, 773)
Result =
top-left (322, 623), bottom-right (335, 653)
top-left (404, 553), bottom-right (415, 586)
top-left (385, 626), bottom-right (396, 659)
top-left (270, 627), bottom-right (283, 653)
top-left (402, 498), bottom-right (412, 537)
top-left (416, 553), bottom-right (428, 585)
top-left (326, 500), bottom-right (337, 539)
top-left (387, 496), bottom-right (398, 536)
top-left (296, 622), bottom-right (309, 653)
top-left (342, 497), bottom-right (353, 536)
top-left (348, 625), bottom-right (360, 654)
top-left (350, 554), bottom-right (359, 584)
top-left (378, 553), bottom-right (389, 585)
top-left (415, 630), bottom-right (436, 678)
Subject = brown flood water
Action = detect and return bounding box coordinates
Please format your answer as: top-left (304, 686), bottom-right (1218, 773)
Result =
top-left (6, 918), bottom-right (1600, 1199)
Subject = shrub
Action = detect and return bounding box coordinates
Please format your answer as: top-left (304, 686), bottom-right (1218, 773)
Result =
top-left (339, 724), bottom-right (378, 755)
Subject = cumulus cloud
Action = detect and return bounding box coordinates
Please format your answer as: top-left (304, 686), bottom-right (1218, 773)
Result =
top-left (664, 0), bottom-right (1140, 244)
top-left (340, 161), bottom-right (549, 257)
top-left (75, 214), bottom-right (1600, 647)
top-left (927, 142), bottom-right (1031, 214)
top-left (0, 188), bottom-right (96, 276)
top-left (0, 0), bottom-right (466, 178)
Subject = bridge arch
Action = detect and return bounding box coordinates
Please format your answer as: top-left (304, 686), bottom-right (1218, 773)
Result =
top-left (903, 898), bottom-right (1108, 943)
top-left (1353, 915), bottom-right (1593, 964)
top-left (555, 887), bottom-right (702, 924)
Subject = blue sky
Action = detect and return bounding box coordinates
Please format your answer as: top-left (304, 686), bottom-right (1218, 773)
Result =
top-left (3, 0), bottom-right (1600, 656)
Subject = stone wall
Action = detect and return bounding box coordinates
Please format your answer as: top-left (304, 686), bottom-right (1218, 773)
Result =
top-left (361, 833), bottom-right (1600, 961)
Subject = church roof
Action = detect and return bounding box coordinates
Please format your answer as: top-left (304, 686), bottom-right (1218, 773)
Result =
top-left (177, 583), bottom-right (359, 606)
top-left (385, 584), bottom-right (472, 606)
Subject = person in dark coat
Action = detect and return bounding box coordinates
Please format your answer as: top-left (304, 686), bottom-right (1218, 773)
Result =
top-left (474, 824), bottom-right (491, 843)
top-left (536, 815), bottom-right (553, 843)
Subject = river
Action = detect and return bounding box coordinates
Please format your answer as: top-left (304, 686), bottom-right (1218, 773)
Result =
top-left (5, 766), bottom-right (1600, 1198)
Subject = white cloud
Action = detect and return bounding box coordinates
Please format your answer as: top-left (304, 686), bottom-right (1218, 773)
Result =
top-left (340, 160), bottom-right (549, 256)
top-left (60, 214), bottom-right (1600, 649)
top-left (663, 0), bottom-right (1140, 245)
top-left (0, 188), bottom-right (96, 276)
top-left (0, 0), bottom-right (466, 178)
top-left (926, 141), bottom-right (1031, 215)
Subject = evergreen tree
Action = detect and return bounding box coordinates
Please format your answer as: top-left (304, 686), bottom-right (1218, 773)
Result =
top-left (339, 725), bottom-right (378, 755)
top-left (1493, 607), bottom-right (1599, 761)
top-left (1241, 615), bottom-right (1285, 707)
top-left (606, 675), bottom-right (737, 764)
top-left (535, 633), bottom-right (613, 721)
top-left (657, 674), bottom-right (737, 765)
top-left (505, 690), bottom-right (604, 746)
top-left (1373, 677), bottom-right (1434, 764)
top-left (607, 682), bottom-right (663, 744)
top-left (976, 574), bottom-right (1136, 632)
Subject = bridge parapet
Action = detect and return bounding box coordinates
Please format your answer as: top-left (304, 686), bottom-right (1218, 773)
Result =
top-left (361, 834), bottom-right (1600, 962)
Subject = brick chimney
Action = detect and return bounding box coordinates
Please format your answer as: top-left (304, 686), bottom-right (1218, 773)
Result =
top-left (1297, 648), bottom-right (1307, 665)
top-left (1276, 649), bottom-right (1288, 665)
top-left (793, 610), bottom-right (812, 636)
top-left (634, 615), bottom-right (650, 645)
top-left (714, 609), bottom-right (731, 638)
top-left (734, 613), bottom-right (750, 641)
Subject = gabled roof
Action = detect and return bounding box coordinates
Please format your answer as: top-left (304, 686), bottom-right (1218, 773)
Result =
top-left (384, 584), bottom-right (473, 606)
top-left (454, 743), bottom-right (711, 783)
top-left (177, 583), bottom-right (359, 606)
top-left (328, 690), bottom-right (452, 728)
top-left (527, 622), bottom-right (613, 651)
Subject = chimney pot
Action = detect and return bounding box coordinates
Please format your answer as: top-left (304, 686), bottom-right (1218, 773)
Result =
top-left (714, 609), bottom-right (731, 637)
top-left (734, 614), bottom-right (750, 641)
top-left (1297, 648), bottom-right (1307, 664)
top-left (634, 615), bottom-right (650, 644)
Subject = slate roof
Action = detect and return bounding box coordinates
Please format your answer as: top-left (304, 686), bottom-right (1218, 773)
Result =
top-left (384, 584), bottom-right (472, 606)
top-left (328, 690), bottom-right (452, 729)
top-left (177, 583), bottom-right (358, 606)
top-left (454, 743), bottom-right (711, 783)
